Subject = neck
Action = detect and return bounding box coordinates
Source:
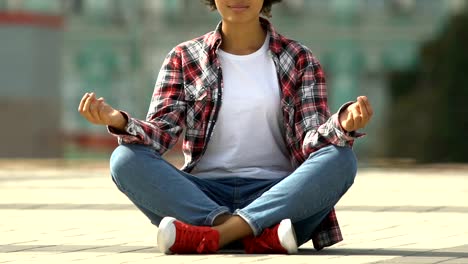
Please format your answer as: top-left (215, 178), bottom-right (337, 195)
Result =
top-left (220, 18), bottom-right (266, 55)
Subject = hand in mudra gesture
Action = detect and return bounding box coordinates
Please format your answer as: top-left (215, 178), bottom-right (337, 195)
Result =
top-left (78, 92), bottom-right (127, 130)
top-left (339, 96), bottom-right (374, 132)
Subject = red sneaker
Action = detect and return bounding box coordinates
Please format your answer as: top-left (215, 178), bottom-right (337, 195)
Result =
top-left (243, 219), bottom-right (298, 254)
top-left (157, 217), bottom-right (220, 254)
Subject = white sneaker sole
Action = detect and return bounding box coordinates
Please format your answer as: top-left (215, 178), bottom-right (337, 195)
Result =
top-left (157, 217), bottom-right (177, 254)
top-left (277, 219), bottom-right (298, 254)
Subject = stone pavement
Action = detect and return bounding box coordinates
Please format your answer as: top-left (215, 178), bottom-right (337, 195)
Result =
top-left (1, 159), bottom-right (468, 264)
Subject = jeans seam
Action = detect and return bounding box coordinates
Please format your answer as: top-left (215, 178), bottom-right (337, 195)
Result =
top-left (112, 144), bottom-right (232, 227)
top-left (114, 181), bottom-right (169, 218)
top-left (119, 179), bottom-right (230, 226)
top-left (206, 206), bottom-right (231, 226)
top-left (233, 178), bottom-right (240, 204)
top-left (234, 209), bottom-right (261, 236)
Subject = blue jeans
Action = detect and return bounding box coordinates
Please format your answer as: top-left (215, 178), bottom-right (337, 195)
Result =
top-left (110, 144), bottom-right (357, 246)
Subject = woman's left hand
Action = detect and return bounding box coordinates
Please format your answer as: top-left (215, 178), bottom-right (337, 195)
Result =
top-left (339, 96), bottom-right (374, 132)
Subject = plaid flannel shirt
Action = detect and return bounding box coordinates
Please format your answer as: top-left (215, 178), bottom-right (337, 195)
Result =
top-left (109, 18), bottom-right (362, 250)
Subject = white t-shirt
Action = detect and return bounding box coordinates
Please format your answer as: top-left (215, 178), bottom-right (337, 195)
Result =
top-left (191, 33), bottom-right (294, 179)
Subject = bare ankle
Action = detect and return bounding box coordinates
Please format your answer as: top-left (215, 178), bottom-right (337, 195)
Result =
top-left (213, 213), bottom-right (232, 226)
top-left (212, 216), bottom-right (253, 248)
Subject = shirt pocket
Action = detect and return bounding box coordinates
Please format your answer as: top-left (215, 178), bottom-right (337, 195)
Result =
top-left (184, 84), bottom-right (210, 129)
top-left (185, 84), bottom-right (209, 101)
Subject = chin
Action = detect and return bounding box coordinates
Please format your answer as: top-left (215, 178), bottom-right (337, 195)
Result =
top-left (223, 14), bottom-right (259, 24)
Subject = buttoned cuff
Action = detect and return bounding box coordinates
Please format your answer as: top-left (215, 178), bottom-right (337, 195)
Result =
top-left (107, 111), bottom-right (137, 136)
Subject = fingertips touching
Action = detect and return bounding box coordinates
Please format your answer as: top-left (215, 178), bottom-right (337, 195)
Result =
top-left (78, 93), bottom-right (90, 112)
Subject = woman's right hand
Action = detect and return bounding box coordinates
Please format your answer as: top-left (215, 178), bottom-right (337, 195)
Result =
top-left (78, 92), bottom-right (127, 131)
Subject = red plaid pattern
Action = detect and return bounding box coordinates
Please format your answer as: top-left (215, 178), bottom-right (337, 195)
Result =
top-left (109, 18), bottom-right (362, 250)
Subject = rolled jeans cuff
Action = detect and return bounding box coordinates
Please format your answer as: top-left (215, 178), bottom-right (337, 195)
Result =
top-left (234, 209), bottom-right (261, 236)
top-left (206, 206), bottom-right (231, 226)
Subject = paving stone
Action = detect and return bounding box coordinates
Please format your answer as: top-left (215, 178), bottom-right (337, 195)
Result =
top-left (373, 256), bottom-right (456, 263)
top-left (438, 258), bottom-right (468, 264)
top-left (2, 165), bottom-right (468, 263)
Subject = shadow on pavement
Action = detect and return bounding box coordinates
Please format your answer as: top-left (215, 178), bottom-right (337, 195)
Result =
top-left (298, 245), bottom-right (468, 257)
top-left (2, 244), bottom-right (467, 258)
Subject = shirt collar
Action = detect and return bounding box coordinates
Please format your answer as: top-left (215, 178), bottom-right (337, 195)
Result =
top-left (208, 17), bottom-right (282, 55)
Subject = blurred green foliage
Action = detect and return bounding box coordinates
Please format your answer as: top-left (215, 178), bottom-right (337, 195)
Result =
top-left (387, 8), bottom-right (468, 162)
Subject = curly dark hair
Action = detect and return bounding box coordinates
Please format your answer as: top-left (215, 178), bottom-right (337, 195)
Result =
top-left (203, 0), bottom-right (282, 18)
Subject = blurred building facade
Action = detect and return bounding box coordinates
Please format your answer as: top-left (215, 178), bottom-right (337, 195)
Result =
top-left (0, 0), bottom-right (465, 159)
